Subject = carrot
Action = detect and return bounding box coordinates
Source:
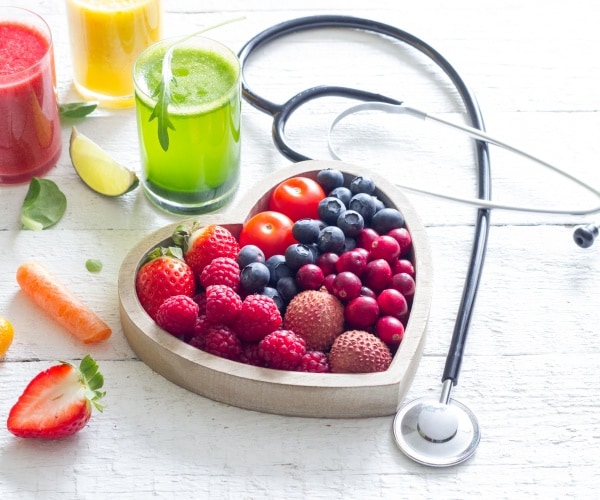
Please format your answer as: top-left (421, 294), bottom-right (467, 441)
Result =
top-left (16, 262), bottom-right (112, 343)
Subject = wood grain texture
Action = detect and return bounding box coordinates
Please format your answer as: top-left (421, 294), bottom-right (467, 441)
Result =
top-left (1, 0), bottom-right (599, 498)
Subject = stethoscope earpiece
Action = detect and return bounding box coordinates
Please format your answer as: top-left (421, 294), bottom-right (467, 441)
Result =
top-left (573, 222), bottom-right (599, 248)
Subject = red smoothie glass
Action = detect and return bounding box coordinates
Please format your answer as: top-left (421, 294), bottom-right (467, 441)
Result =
top-left (0, 7), bottom-right (61, 184)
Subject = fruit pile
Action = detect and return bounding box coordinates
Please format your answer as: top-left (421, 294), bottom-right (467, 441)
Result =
top-left (135, 168), bottom-right (416, 374)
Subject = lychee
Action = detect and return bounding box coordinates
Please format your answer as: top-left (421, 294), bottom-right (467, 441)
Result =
top-left (329, 330), bottom-right (393, 373)
top-left (283, 289), bottom-right (344, 351)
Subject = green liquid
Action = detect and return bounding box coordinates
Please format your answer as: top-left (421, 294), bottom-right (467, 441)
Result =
top-left (134, 40), bottom-right (241, 214)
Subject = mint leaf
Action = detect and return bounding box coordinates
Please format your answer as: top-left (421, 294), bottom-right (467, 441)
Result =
top-left (20, 178), bottom-right (67, 230)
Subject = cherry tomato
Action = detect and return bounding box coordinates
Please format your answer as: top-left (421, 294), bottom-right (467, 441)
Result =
top-left (239, 211), bottom-right (297, 259)
top-left (269, 176), bottom-right (326, 221)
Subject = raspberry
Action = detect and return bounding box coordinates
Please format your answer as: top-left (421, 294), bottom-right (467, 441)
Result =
top-left (192, 292), bottom-right (208, 315)
top-left (188, 331), bottom-right (206, 350)
top-left (189, 314), bottom-right (211, 341)
top-left (205, 285), bottom-right (242, 325)
top-left (155, 295), bottom-right (199, 337)
top-left (202, 325), bottom-right (242, 361)
top-left (298, 351), bottom-right (330, 373)
top-left (233, 294), bottom-right (282, 343)
top-left (199, 257), bottom-right (240, 291)
top-left (258, 330), bottom-right (306, 370)
top-left (239, 343), bottom-right (264, 367)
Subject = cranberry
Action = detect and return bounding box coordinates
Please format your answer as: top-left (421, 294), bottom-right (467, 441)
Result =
top-left (316, 252), bottom-right (339, 276)
top-left (390, 272), bottom-right (416, 298)
top-left (362, 259), bottom-right (392, 293)
top-left (369, 235), bottom-right (400, 262)
top-left (376, 316), bottom-right (405, 346)
top-left (387, 227), bottom-right (412, 257)
top-left (335, 249), bottom-right (367, 276)
top-left (392, 258), bottom-right (415, 277)
top-left (344, 296), bottom-right (380, 329)
top-left (331, 271), bottom-right (362, 301)
top-left (323, 273), bottom-right (336, 294)
top-left (360, 286), bottom-right (376, 299)
top-left (357, 228), bottom-right (379, 250)
top-left (377, 288), bottom-right (408, 318)
top-left (295, 264), bottom-right (324, 290)
top-left (354, 246), bottom-right (370, 261)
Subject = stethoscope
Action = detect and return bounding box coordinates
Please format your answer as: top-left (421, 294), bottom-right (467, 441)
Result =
top-left (237, 15), bottom-right (600, 467)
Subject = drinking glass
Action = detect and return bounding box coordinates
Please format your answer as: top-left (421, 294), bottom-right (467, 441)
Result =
top-left (65, 0), bottom-right (162, 108)
top-left (0, 7), bottom-right (61, 185)
top-left (133, 36), bottom-right (241, 214)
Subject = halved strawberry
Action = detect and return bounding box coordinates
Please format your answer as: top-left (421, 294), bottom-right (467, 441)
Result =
top-left (135, 246), bottom-right (196, 320)
top-left (7, 355), bottom-right (105, 439)
top-left (173, 223), bottom-right (240, 280)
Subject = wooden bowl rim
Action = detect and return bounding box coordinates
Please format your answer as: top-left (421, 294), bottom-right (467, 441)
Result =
top-left (118, 160), bottom-right (432, 417)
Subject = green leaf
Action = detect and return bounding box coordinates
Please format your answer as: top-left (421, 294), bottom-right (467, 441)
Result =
top-left (148, 17), bottom-right (245, 152)
top-left (59, 102), bottom-right (98, 119)
top-left (149, 76), bottom-right (176, 151)
top-left (78, 354), bottom-right (106, 413)
top-left (20, 177), bottom-right (67, 230)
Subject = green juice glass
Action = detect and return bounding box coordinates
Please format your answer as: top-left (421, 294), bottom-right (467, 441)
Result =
top-left (133, 36), bottom-right (241, 214)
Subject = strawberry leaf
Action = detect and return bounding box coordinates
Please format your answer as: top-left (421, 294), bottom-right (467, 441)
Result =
top-left (78, 354), bottom-right (106, 412)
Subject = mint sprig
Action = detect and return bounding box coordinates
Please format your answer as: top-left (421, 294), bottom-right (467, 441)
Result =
top-left (148, 17), bottom-right (245, 152)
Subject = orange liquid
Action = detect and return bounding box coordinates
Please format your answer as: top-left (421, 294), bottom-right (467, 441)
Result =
top-left (65, 0), bottom-right (161, 108)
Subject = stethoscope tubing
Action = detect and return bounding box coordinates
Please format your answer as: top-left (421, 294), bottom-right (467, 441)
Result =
top-left (328, 102), bottom-right (600, 215)
top-left (238, 14), bottom-right (492, 387)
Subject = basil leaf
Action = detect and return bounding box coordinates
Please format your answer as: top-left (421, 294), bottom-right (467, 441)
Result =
top-left (20, 178), bottom-right (67, 230)
top-left (59, 102), bottom-right (98, 119)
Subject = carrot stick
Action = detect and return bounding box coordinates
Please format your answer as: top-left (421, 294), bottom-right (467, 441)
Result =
top-left (16, 262), bottom-right (112, 343)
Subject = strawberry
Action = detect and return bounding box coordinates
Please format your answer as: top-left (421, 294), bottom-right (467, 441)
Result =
top-left (173, 223), bottom-right (240, 280)
top-left (7, 355), bottom-right (105, 439)
top-left (135, 246), bottom-right (196, 320)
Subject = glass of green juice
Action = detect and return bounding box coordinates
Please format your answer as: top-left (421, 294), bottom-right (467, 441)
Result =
top-left (133, 36), bottom-right (241, 214)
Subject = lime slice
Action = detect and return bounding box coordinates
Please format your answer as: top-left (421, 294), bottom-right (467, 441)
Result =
top-left (69, 127), bottom-right (139, 196)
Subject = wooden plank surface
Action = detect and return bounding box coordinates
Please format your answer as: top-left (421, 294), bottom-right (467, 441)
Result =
top-left (1, 0), bottom-right (599, 498)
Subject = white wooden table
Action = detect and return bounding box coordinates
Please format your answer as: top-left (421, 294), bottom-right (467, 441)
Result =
top-left (2, 1), bottom-right (599, 498)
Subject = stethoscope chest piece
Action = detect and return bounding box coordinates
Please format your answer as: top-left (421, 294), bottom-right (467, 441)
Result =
top-left (393, 397), bottom-right (481, 467)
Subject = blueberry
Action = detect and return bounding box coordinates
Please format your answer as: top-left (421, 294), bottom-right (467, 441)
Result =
top-left (285, 243), bottom-right (315, 272)
top-left (373, 197), bottom-right (385, 213)
top-left (329, 186), bottom-right (352, 206)
top-left (237, 244), bottom-right (265, 269)
top-left (348, 192), bottom-right (377, 223)
top-left (240, 262), bottom-right (271, 293)
top-left (317, 225), bottom-right (346, 254)
top-left (317, 196), bottom-right (346, 225)
top-left (260, 286), bottom-right (286, 314)
top-left (337, 209), bottom-right (364, 237)
top-left (344, 236), bottom-right (357, 252)
top-left (265, 254), bottom-right (292, 287)
top-left (350, 175), bottom-right (375, 195)
top-left (316, 168), bottom-right (345, 193)
top-left (307, 243), bottom-right (321, 262)
top-left (292, 218), bottom-right (321, 244)
top-left (371, 207), bottom-right (405, 234)
top-left (277, 276), bottom-right (300, 303)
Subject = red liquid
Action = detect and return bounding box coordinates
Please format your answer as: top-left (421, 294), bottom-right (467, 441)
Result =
top-left (0, 21), bottom-right (61, 184)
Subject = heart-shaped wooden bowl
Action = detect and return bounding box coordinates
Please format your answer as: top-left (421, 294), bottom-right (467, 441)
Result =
top-left (118, 160), bottom-right (432, 418)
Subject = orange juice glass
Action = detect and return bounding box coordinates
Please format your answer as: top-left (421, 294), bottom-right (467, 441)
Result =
top-left (65, 0), bottom-right (162, 108)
